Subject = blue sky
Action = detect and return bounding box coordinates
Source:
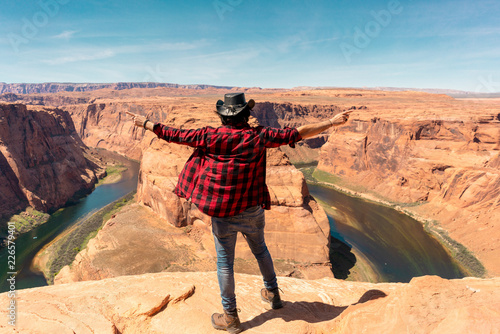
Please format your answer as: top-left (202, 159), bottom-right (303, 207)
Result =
top-left (1, 0), bottom-right (499, 92)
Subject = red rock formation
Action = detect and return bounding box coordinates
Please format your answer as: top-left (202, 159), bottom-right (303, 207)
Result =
top-left (8, 86), bottom-right (497, 278)
top-left (2, 272), bottom-right (499, 333)
top-left (0, 104), bottom-right (102, 219)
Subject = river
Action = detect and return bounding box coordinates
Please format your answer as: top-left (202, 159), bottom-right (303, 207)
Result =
top-left (1, 161), bottom-right (465, 291)
top-left (307, 181), bottom-right (465, 282)
top-left (0, 160), bottom-right (140, 292)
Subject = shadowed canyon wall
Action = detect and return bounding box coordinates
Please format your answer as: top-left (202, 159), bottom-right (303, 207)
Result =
top-left (0, 104), bottom-right (103, 219)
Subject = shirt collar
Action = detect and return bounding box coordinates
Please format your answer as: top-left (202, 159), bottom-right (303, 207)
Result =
top-left (222, 122), bottom-right (250, 130)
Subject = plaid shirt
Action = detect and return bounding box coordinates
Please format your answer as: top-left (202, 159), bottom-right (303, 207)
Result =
top-left (153, 122), bottom-right (302, 217)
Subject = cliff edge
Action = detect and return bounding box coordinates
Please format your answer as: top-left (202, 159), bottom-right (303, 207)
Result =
top-left (2, 272), bottom-right (499, 333)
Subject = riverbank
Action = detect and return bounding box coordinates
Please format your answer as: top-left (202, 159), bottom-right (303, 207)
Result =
top-left (302, 166), bottom-right (485, 278)
top-left (0, 147), bottom-right (130, 247)
top-left (33, 191), bottom-right (136, 284)
top-left (0, 148), bottom-right (141, 292)
top-left (0, 208), bottom-right (49, 248)
top-left (30, 148), bottom-right (139, 284)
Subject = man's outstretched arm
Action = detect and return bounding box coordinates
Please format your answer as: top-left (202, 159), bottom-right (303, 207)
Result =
top-left (297, 110), bottom-right (352, 139)
top-left (126, 111), bottom-right (207, 148)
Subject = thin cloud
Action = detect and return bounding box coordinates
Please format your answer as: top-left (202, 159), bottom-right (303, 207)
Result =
top-left (43, 50), bottom-right (115, 65)
top-left (52, 30), bottom-right (79, 40)
top-left (156, 41), bottom-right (208, 51)
top-left (100, 39), bottom-right (211, 55)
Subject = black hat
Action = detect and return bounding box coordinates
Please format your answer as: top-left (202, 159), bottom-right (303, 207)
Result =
top-left (216, 93), bottom-right (255, 116)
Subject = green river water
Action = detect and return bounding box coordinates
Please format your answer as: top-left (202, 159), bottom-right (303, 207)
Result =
top-left (0, 162), bottom-right (140, 292)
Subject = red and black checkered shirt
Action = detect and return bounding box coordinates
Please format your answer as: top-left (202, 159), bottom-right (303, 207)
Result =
top-left (153, 122), bottom-right (302, 217)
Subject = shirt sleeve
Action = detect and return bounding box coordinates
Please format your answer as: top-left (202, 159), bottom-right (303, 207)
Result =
top-left (261, 126), bottom-right (303, 148)
top-left (153, 123), bottom-right (208, 148)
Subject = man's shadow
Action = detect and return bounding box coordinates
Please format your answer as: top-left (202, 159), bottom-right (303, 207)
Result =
top-left (241, 289), bottom-right (387, 331)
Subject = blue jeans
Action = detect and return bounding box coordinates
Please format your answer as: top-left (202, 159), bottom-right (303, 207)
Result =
top-left (212, 205), bottom-right (278, 311)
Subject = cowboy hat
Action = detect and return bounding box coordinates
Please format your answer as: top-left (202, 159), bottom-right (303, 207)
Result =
top-left (216, 93), bottom-right (255, 116)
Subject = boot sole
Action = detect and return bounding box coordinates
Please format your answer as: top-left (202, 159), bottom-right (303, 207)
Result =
top-left (211, 318), bottom-right (242, 334)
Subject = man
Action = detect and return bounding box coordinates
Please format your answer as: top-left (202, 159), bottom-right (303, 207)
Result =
top-left (127, 93), bottom-right (350, 333)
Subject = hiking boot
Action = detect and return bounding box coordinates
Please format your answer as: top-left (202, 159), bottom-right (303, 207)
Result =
top-left (211, 309), bottom-right (242, 334)
top-left (261, 287), bottom-right (283, 309)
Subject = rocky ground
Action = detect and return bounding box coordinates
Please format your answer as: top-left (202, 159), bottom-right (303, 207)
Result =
top-left (2, 272), bottom-right (499, 333)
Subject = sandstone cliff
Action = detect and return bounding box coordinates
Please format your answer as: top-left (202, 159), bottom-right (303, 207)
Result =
top-left (2, 272), bottom-right (499, 333)
top-left (0, 104), bottom-right (103, 221)
top-left (13, 87), bottom-right (498, 280)
top-left (314, 90), bottom-right (500, 276)
top-left (251, 102), bottom-right (342, 163)
top-left (63, 101), bottom-right (171, 160)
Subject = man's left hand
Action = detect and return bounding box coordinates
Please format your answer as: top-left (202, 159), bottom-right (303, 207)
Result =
top-left (126, 111), bottom-right (148, 128)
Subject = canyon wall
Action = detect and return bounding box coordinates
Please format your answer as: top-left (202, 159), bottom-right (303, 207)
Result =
top-left (316, 94), bottom-right (500, 275)
top-left (251, 102), bottom-right (343, 163)
top-left (0, 82), bottom-right (238, 94)
top-left (62, 102), bottom-right (170, 160)
top-left (0, 104), bottom-right (103, 219)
